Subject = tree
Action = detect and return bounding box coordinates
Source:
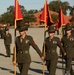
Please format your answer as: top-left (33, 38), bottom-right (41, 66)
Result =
top-left (49, 1), bottom-right (61, 13)
top-left (27, 10), bottom-right (38, 14)
top-left (48, 1), bottom-right (72, 15)
top-left (52, 14), bottom-right (58, 23)
top-left (7, 5), bottom-right (27, 16)
top-left (19, 5), bottom-right (27, 16)
top-left (70, 17), bottom-right (74, 22)
top-left (61, 1), bottom-right (70, 15)
top-left (0, 6), bottom-right (14, 25)
top-left (0, 12), bottom-right (14, 25)
top-left (0, 5), bottom-right (36, 25)
top-left (0, 6), bottom-right (16, 25)
top-left (70, 6), bottom-right (74, 15)
top-left (69, 6), bottom-right (74, 22)
top-left (23, 14), bottom-right (37, 23)
top-left (7, 6), bottom-right (14, 14)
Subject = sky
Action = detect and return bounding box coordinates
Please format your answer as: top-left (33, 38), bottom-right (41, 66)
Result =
top-left (0, 0), bottom-right (74, 15)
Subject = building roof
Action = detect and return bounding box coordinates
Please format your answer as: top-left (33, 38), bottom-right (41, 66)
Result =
top-left (33, 10), bottom-right (72, 26)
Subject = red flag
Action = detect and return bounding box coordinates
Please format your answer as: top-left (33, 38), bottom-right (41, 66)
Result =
top-left (14, 0), bottom-right (23, 20)
top-left (40, 0), bottom-right (53, 26)
top-left (56, 6), bottom-right (68, 29)
top-left (59, 6), bottom-right (66, 27)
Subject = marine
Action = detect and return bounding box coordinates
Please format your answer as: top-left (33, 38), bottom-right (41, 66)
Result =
top-left (62, 23), bottom-right (74, 75)
top-left (3, 27), bottom-right (12, 57)
top-left (13, 25), bottom-right (44, 75)
top-left (42, 25), bottom-right (66, 75)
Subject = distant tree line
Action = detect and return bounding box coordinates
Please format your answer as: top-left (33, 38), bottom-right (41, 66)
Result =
top-left (47, 1), bottom-right (74, 23)
top-left (0, 5), bottom-right (37, 25)
top-left (0, 1), bottom-right (74, 25)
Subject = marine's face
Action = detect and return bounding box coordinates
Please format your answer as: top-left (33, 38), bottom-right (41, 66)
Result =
top-left (6, 30), bottom-right (9, 34)
top-left (49, 32), bottom-right (54, 37)
top-left (19, 30), bottom-right (26, 36)
top-left (66, 30), bottom-right (71, 34)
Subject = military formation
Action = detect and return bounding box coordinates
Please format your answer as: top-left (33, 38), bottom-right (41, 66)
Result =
top-left (0, 23), bottom-right (74, 75)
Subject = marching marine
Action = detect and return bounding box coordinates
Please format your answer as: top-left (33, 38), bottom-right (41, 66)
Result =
top-left (62, 23), bottom-right (74, 75)
top-left (3, 27), bottom-right (12, 57)
top-left (13, 25), bottom-right (44, 75)
top-left (42, 25), bottom-right (66, 75)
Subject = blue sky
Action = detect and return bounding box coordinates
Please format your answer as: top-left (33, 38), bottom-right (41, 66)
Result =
top-left (0, 0), bottom-right (74, 15)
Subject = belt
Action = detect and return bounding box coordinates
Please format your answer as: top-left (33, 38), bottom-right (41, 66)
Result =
top-left (65, 45), bottom-right (74, 48)
top-left (18, 51), bottom-right (23, 54)
top-left (18, 50), bottom-right (29, 54)
top-left (49, 50), bottom-right (56, 53)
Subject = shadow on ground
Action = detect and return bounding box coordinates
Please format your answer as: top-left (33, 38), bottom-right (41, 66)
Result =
top-left (0, 53), bottom-right (6, 57)
top-left (29, 67), bottom-right (49, 75)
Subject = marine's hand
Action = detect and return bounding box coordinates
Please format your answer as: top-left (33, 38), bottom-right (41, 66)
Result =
top-left (64, 52), bottom-right (66, 56)
top-left (13, 61), bottom-right (16, 65)
top-left (41, 56), bottom-right (44, 61)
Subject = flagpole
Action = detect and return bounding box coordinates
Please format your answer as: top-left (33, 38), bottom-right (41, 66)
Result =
top-left (13, 0), bottom-right (23, 75)
top-left (59, 6), bottom-right (64, 75)
top-left (13, 0), bottom-right (17, 75)
top-left (14, 19), bottom-right (17, 75)
top-left (42, 26), bottom-right (46, 75)
top-left (42, 0), bottom-right (47, 75)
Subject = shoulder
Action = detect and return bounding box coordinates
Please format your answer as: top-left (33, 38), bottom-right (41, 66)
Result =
top-left (71, 34), bottom-right (74, 37)
top-left (62, 35), bottom-right (66, 39)
top-left (26, 35), bottom-right (33, 40)
top-left (70, 34), bottom-right (74, 40)
top-left (16, 36), bottom-right (20, 40)
top-left (54, 37), bottom-right (60, 40)
top-left (9, 33), bottom-right (11, 36)
top-left (16, 36), bottom-right (20, 38)
top-left (45, 37), bottom-right (49, 41)
top-left (26, 35), bottom-right (33, 38)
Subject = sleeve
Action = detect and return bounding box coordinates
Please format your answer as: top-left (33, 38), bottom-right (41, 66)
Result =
top-left (10, 34), bottom-right (12, 44)
top-left (42, 41), bottom-right (47, 56)
top-left (73, 36), bottom-right (74, 46)
top-left (61, 37), bottom-right (65, 49)
top-left (61, 37), bottom-right (64, 45)
top-left (15, 37), bottom-right (19, 53)
top-left (57, 37), bottom-right (65, 53)
top-left (2, 31), bottom-right (5, 39)
top-left (29, 36), bottom-right (42, 57)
